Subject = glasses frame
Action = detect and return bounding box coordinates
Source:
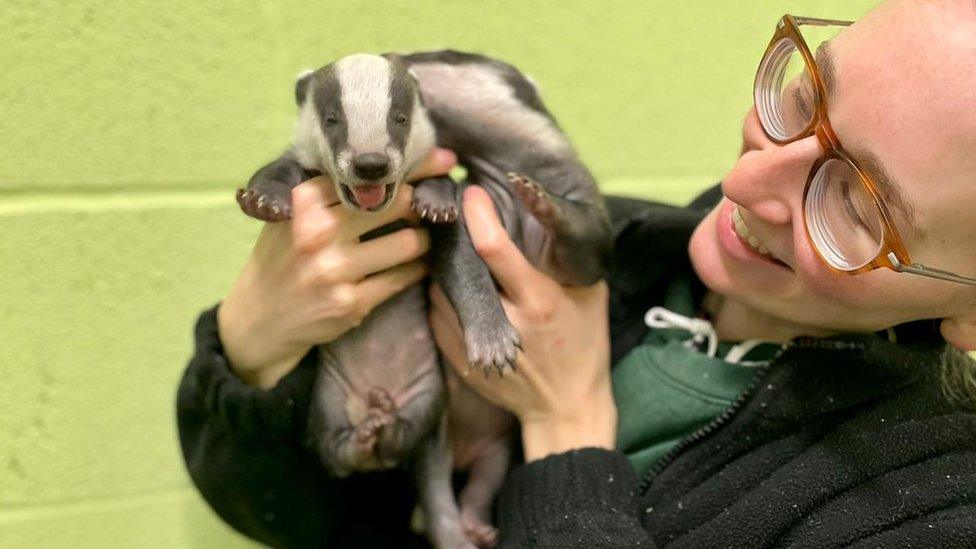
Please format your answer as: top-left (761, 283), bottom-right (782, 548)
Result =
top-left (755, 14), bottom-right (976, 286)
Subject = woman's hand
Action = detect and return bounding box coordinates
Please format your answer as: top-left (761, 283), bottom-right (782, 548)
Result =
top-left (428, 186), bottom-right (616, 462)
top-left (218, 148), bottom-right (457, 389)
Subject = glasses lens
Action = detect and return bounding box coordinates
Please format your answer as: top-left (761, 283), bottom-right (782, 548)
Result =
top-left (805, 159), bottom-right (885, 271)
top-left (755, 38), bottom-right (818, 140)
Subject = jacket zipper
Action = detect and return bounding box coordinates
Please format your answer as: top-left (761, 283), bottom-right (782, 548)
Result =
top-left (636, 341), bottom-right (794, 494)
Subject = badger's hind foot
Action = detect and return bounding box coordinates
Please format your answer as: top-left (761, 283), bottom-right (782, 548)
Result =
top-left (367, 386), bottom-right (397, 414)
top-left (353, 386), bottom-right (399, 447)
top-left (354, 411), bottom-right (395, 445)
top-left (506, 172), bottom-right (559, 228)
top-left (413, 176), bottom-right (459, 223)
top-left (236, 185), bottom-right (293, 222)
top-left (465, 317), bottom-right (521, 377)
top-left (461, 513), bottom-right (498, 549)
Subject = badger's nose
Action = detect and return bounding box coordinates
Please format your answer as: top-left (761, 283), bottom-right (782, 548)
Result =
top-left (353, 153), bottom-right (390, 180)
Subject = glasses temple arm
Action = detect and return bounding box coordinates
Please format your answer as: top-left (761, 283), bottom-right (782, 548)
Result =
top-left (791, 16), bottom-right (854, 27)
top-left (887, 253), bottom-right (976, 286)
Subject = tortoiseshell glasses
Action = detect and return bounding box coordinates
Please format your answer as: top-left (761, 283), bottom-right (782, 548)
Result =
top-left (754, 14), bottom-right (976, 285)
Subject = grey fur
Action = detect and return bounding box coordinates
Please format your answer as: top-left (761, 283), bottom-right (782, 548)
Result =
top-left (235, 50), bottom-right (610, 549)
top-left (312, 64), bottom-right (348, 158)
top-left (387, 60), bottom-right (416, 151)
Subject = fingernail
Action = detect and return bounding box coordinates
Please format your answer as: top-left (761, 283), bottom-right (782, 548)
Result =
top-left (435, 148), bottom-right (457, 167)
top-left (462, 187), bottom-right (504, 244)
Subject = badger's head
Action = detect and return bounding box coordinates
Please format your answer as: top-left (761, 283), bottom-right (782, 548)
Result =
top-left (291, 54), bottom-right (436, 212)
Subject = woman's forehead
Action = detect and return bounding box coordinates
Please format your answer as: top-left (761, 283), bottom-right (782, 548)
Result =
top-left (826, 0), bottom-right (976, 224)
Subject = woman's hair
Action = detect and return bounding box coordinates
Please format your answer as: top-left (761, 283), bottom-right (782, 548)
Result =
top-left (940, 344), bottom-right (976, 409)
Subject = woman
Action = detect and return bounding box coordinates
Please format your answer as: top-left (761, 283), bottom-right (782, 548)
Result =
top-left (178, 0), bottom-right (976, 546)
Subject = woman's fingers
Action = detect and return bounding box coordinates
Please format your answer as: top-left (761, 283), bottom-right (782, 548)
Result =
top-left (428, 284), bottom-right (472, 378)
top-left (462, 186), bottom-right (549, 304)
top-left (407, 148), bottom-right (458, 182)
top-left (297, 148), bottom-right (455, 245)
top-left (344, 227), bottom-right (430, 280)
top-left (356, 259), bottom-right (428, 314)
top-left (292, 176), bottom-right (345, 251)
top-left (343, 185), bottom-right (420, 238)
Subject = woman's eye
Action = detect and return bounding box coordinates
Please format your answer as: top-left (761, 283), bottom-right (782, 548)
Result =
top-left (841, 180), bottom-right (871, 230)
top-left (395, 113), bottom-right (408, 125)
top-left (792, 85), bottom-right (813, 119)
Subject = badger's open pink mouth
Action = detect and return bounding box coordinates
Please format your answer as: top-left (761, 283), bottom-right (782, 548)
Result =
top-left (341, 183), bottom-right (395, 211)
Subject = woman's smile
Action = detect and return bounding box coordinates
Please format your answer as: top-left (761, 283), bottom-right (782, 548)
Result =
top-left (716, 198), bottom-right (794, 272)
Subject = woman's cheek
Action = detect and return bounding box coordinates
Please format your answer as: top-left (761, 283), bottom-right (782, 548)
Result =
top-left (688, 209), bottom-right (735, 294)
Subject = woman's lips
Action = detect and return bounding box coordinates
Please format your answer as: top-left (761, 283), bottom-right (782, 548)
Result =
top-left (732, 205), bottom-right (774, 257)
top-left (718, 200), bottom-right (793, 271)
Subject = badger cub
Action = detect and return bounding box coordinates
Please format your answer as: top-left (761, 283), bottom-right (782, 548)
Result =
top-left (237, 51), bottom-right (611, 549)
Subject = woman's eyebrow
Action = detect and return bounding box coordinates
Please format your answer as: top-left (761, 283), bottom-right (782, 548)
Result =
top-left (850, 148), bottom-right (922, 240)
top-left (815, 41), bottom-right (839, 102)
top-left (816, 40), bottom-right (923, 240)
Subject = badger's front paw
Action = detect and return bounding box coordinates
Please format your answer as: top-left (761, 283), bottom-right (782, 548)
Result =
top-left (236, 186), bottom-right (293, 222)
top-left (412, 177), bottom-right (459, 223)
top-left (464, 317), bottom-right (521, 376)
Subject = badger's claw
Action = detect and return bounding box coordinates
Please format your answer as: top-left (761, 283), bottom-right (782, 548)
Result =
top-left (412, 198), bottom-right (459, 224)
top-left (412, 178), bottom-right (459, 224)
top-left (506, 172), bottom-right (558, 228)
top-left (464, 319), bottom-right (521, 377)
top-left (236, 187), bottom-right (294, 222)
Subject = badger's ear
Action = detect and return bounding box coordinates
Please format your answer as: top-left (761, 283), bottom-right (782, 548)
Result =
top-left (295, 69), bottom-right (315, 106)
top-left (382, 52), bottom-right (414, 79)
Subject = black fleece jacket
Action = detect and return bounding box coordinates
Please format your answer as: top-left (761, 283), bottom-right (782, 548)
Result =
top-left (177, 190), bottom-right (976, 548)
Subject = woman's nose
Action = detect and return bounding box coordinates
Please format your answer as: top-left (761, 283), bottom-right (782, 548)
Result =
top-left (723, 109), bottom-right (822, 226)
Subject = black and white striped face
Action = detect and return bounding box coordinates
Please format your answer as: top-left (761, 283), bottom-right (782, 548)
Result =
top-left (292, 54), bottom-right (435, 213)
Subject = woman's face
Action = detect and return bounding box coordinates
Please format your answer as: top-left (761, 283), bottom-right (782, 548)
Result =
top-left (689, 0), bottom-right (976, 334)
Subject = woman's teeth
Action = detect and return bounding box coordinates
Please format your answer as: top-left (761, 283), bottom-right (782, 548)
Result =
top-left (732, 206), bottom-right (772, 256)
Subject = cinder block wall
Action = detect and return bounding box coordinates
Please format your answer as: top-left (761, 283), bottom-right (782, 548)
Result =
top-left (0, 1), bottom-right (877, 547)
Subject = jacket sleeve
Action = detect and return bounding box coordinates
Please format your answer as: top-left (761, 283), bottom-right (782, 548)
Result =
top-left (176, 306), bottom-right (428, 548)
top-left (490, 194), bottom-right (720, 548)
top-left (496, 448), bottom-right (657, 548)
top-left (847, 505), bottom-right (976, 548)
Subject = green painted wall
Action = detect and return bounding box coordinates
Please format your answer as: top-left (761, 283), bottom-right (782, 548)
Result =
top-left (0, 1), bottom-right (879, 547)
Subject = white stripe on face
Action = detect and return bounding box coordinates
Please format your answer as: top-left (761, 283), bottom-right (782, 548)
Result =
top-left (336, 54), bottom-right (393, 154)
top-left (292, 98), bottom-right (331, 173)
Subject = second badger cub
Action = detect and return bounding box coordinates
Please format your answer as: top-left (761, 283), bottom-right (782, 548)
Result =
top-left (237, 51), bottom-right (611, 548)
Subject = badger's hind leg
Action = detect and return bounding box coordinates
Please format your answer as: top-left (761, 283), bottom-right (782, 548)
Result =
top-left (458, 437), bottom-right (512, 548)
top-left (312, 376), bottom-right (444, 475)
top-left (372, 371), bottom-right (445, 469)
top-left (310, 376), bottom-right (388, 476)
top-left (507, 172), bottom-right (612, 286)
top-left (416, 414), bottom-right (478, 549)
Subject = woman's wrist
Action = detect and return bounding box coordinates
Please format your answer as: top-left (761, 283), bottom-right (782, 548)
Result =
top-left (216, 275), bottom-right (309, 390)
top-left (519, 392), bottom-right (618, 462)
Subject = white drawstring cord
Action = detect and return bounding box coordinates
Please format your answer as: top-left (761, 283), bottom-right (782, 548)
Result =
top-left (724, 339), bottom-right (765, 365)
top-left (644, 306), bottom-right (719, 358)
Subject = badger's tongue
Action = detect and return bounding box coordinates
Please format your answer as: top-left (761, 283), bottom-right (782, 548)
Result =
top-left (351, 185), bottom-right (386, 209)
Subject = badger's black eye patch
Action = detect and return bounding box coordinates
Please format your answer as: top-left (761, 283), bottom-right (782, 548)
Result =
top-left (395, 113), bottom-right (408, 125)
top-left (324, 115), bottom-right (340, 127)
